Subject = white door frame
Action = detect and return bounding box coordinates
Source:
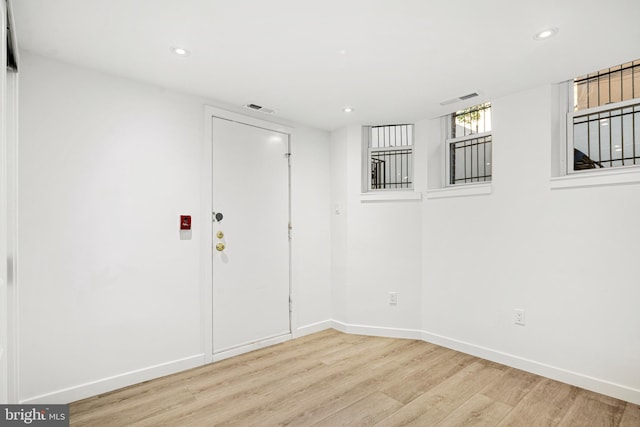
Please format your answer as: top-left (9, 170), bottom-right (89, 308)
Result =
top-left (0, 0), bottom-right (8, 404)
top-left (201, 106), bottom-right (297, 363)
top-left (2, 0), bottom-right (20, 404)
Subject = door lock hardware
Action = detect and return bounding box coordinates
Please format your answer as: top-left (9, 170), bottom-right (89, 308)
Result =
top-left (216, 231), bottom-right (224, 239)
top-left (216, 243), bottom-right (225, 252)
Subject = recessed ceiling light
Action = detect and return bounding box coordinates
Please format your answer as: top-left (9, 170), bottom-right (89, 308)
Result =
top-left (339, 49), bottom-right (347, 55)
top-left (342, 106), bottom-right (354, 113)
top-left (533, 28), bottom-right (559, 40)
top-left (170, 46), bottom-right (190, 56)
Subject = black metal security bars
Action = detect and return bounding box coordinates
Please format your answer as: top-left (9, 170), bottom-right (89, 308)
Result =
top-left (571, 59), bottom-right (640, 171)
top-left (371, 149), bottom-right (413, 189)
top-left (369, 124), bottom-right (413, 190)
top-left (574, 60), bottom-right (640, 111)
top-left (449, 135), bottom-right (492, 184)
top-left (448, 103), bottom-right (492, 184)
top-left (572, 103), bottom-right (640, 170)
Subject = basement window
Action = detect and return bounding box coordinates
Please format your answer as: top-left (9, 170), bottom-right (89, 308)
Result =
top-left (567, 60), bottom-right (640, 173)
top-left (363, 124), bottom-right (414, 191)
top-left (445, 103), bottom-right (492, 186)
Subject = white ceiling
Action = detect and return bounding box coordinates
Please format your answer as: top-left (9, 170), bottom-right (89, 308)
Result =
top-left (11, 0), bottom-right (640, 130)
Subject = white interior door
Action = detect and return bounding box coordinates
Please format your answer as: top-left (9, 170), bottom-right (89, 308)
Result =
top-left (211, 116), bottom-right (291, 354)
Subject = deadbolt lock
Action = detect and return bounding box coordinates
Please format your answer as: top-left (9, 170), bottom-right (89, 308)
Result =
top-left (216, 242), bottom-right (225, 252)
top-left (216, 231), bottom-right (224, 239)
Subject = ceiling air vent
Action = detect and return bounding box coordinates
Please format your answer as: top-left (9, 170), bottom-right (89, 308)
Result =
top-left (459, 92), bottom-right (479, 100)
top-left (440, 92), bottom-right (479, 106)
top-left (243, 103), bottom-right (276, 115)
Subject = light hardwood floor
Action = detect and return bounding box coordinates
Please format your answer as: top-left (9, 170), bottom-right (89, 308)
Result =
top-left (70, 329), bottom-right (640, 426)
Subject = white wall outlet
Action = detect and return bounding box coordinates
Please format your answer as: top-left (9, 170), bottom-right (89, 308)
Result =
top-left (514, 309), bottom-right (525, 326)
top-left (389, 292), bottom-right (398, 305)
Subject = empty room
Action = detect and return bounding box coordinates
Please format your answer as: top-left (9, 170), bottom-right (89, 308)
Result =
top-left (1, 0), bottom-right (640, 425)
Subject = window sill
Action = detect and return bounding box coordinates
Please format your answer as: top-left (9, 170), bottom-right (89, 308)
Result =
top-left (360, 191), bottom-right (422, 202)
top-left (425, 183), bottom-right (492, 199)
top-left (550, 167), bottom-right (640, 190)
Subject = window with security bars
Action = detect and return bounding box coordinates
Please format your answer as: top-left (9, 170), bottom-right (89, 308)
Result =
top-left (366, 124), bottom-right (413, 190)
top-left (446, 102), bottom-right (492, 185)
top-left (569, 60), bottom-right (640, 172)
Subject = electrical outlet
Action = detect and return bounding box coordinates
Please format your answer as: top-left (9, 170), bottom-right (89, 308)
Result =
top-left (514, 309), bottom-right (525, 326)
top-left (389, 292), bottom-right (398, 305)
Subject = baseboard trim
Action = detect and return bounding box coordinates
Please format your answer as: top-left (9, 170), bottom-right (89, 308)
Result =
top-left (295, 320), bottom-right (333, 337)
top-left (331, 320), bottom-right (423, 340)
top-left (19, 322), bottom-right (640, 405)
top-left (420, 330), bottom-right (640, 405)
top-left (20, 354), bottom-right (205, 404)
top-left (212, 333), bottom-right (292, 363)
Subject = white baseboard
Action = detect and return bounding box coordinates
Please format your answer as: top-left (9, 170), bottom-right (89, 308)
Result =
top-left (295, 319), bottom-right (333, 337)
top-left (420, 330), bottom-right (640, 406)
top-left (212, 333), bottom-right (292, 363)
top-left (331, 320), bottom-right (423, 340)
top-left (20, 354), bottom-right (205, 404)
top-left (19, 322), bottom-right (640, 406)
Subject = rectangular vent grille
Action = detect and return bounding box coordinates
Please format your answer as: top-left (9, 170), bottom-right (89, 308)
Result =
top-left (440, 92), bottom-right (480, 106)
top-left (243, 103), bottom-right (276, 115)
top-left (459, 92), bottom-right (479, 100)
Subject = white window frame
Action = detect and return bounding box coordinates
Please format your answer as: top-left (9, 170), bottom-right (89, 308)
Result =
top-left (444, 103), bottom-right (492, 187)
top-left (551, 74), bottom-right (640, 190)
top-left (362, 124), bottom-right (414, 193)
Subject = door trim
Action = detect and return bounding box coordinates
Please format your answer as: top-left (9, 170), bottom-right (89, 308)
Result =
top-left (1, 0), bottom-right (20, 402)
top-left (211, 333), bottom-right (291, 363)
top-left (202, 106), bottom-right (295, 363)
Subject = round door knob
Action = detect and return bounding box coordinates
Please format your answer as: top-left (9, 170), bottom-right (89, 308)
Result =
top-left (216, 231), bottom-right (224, 239)
top-left (216, 243), bottom-right (225, 252)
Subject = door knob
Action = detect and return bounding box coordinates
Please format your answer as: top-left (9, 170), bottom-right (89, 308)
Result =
top-left (216, 243), bottom-right (225, 252)
top-left (216, 231), bottom-right (224, 239)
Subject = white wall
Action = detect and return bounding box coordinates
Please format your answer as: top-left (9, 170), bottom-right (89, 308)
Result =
top-left (330, 125), bottom-right (423, 333)
top-left (328, 85), bottom-right (640, 404)
top-left (17, 52), bottom-right (331, 403)
top-left (421, 85), bottom-right (640, 403)
top-left (291, 126), bottom-right (332, 331)
top-left (330, 128), bottom-right (348, 322)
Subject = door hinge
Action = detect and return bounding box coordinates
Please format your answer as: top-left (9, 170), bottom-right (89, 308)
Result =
top-left (288, 222), bottom-right (292, 240)
top-left (289, 297), bottom-right (293, 313)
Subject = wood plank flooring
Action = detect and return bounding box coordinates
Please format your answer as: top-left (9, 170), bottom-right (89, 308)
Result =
top-left (70, 329), bottom-right (640, 426)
